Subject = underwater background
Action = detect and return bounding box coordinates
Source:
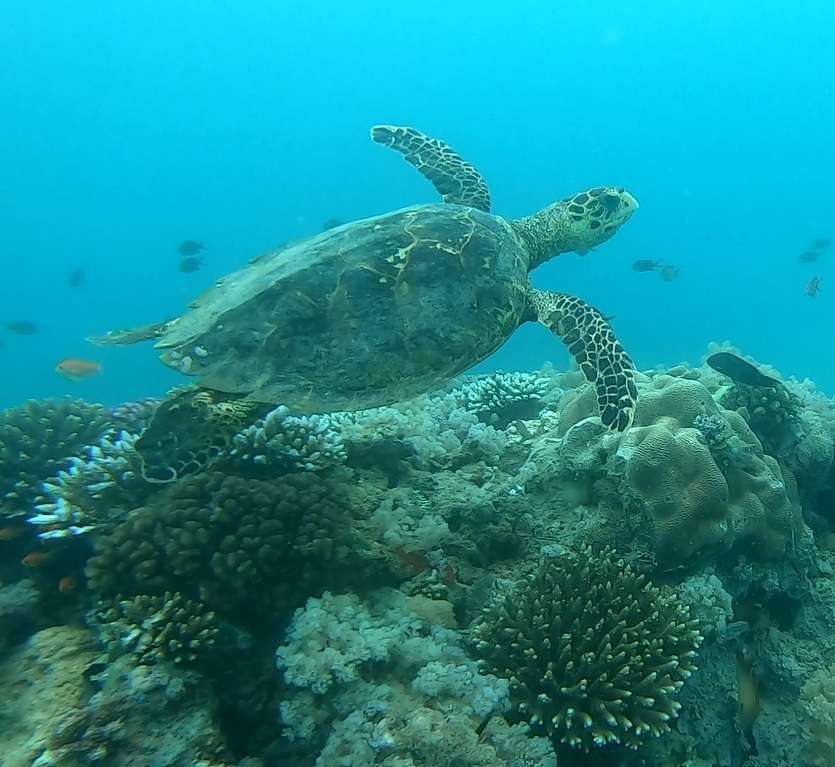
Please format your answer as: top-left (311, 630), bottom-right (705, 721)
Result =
top-left (1, 0), bottom-right (834, 408)
top-left (4, 3), bottom-right (835, 767)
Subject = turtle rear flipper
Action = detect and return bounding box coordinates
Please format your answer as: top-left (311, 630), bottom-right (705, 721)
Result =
top-left (87, 319), bottom-right (175, 347)
top-left (526, 287), bottom-right (637, 431)
top-left (371, 125), bottom-right (492, 213)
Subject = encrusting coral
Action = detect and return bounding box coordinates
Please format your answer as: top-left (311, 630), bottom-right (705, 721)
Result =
top-left (473, 546), bottom-right (703, 753)
top-left (0, 397), bottom-right (111, 514)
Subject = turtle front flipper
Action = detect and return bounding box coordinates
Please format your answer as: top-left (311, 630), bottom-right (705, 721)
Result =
top-left (371, 125), bottom-right (492, 213)
top-left (87, 319), bottom-right (175, 347)
top-left (526, 287), bottom-right (637, 431)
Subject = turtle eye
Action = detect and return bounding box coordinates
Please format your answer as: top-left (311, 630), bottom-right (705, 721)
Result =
top-left (600, 193), bottom-right (621, 214)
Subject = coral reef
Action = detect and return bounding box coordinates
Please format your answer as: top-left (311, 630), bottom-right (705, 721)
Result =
top-left (473, 546), bottom-right (703, 753)
top-left (230, 405), bottom-right (347, 471)
top-left (92, 591), bottom-right (219, 666)
top-left (2, 349), bottom-right (835, 767)
top-left (0, 398), bottom-right (111, 514)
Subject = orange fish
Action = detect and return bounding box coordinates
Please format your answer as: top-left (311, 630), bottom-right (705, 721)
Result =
top-left (21, 551), bottom-right (51, 568)
top-left (0, 525), bottom-right (26, 541)
top-left (58, 576), bottom-right (77, 593)
top-left (806, 276), bottom-right (822, 298)
top-left (55, 358), bottom-right (102, 380)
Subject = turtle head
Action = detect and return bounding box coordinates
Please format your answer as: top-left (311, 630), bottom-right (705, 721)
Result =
top-left (516, 187), bottom-right (638, 268)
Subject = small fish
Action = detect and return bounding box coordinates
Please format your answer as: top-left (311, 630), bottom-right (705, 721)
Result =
top-left (706, 352), bottom-right (781, 389)
top-left (67, 268), bottom-right (86, 288)
top-left (660, 265), bottom-right (680, 282)
top-left (56, 358), bottom-right (102, 380)
top-left (321, 217), bottom-right (344, 231)
top-left (3, 320), bottom-right (38, 335)
top-left (0, 525), bottom-right (26, 541)
top-left (178, 256), bottom-right (203, 273)
top-left (58, 576), bottom-right (77, 593)
top-left (178, 240), bottom-right (206, 256)
top-left (806, 276), bottom-right (822, 298)
top-left (632, 260), bottom-right (662, 272)
top-left (21, 551), bottom-right (51, 568)
top-left (798, 250), bottom-right (821, 263)
top-left (810, 238), bottom-right (832, 250)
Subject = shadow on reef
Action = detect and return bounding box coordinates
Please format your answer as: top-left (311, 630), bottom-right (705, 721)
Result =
top-left (1, 348), bottom-right (835, 765)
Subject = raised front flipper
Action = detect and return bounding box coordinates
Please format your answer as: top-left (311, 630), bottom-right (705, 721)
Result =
top-left (371, 125), bottom-right (492, 213)
top-left (526, 287), bottom-right (637, 431)
top-left (87, 319), bottom-right (175, 346)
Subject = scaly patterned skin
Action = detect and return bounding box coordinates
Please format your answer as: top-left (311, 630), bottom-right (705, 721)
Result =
top-left (525, 287), bottom-right (637, 431)
top-left (513, 187), bottom-right (638, 268)
top-left (371, 125), bottom-right (493, 213)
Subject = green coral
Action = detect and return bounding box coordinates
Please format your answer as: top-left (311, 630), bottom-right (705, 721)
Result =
top-left (473, 546), bottom-right (703, 753)
top-left (92, 591), bottom-right (219, 666)
top-left (0, 398), bottom-right (111, 514)
top-left (86, 471), bottom-right (359, 621)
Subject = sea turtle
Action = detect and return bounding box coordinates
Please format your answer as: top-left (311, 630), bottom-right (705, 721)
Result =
top-left (93, 125), bottom-right (639, 431)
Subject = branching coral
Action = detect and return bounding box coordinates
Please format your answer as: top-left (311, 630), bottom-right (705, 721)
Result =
top-left (0, 398), bottom-right (111, 514)
top-left (29, 430), bottom-right (150, 539)
top-left (92, 591), bottom-right (219, 666)
top-left (230, 405), bottom-right (347, 471)
top-left (459, 372), bottom-right (552, 428)
top-left (473, 546), bottom-right (703, 753)
top-left (86, 471), bottom-right (359, 620)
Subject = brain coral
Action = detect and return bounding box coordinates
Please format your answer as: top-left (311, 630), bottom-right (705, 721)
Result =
top-left (473, 546), bottom-right (703, 753)
top-left (613, 376), bottom-right (800, 566)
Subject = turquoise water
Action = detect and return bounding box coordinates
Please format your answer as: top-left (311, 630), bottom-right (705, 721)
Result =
top-left (1, 1), bottom-right (833, 406)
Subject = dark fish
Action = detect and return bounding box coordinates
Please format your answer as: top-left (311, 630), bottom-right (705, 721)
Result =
top-left (178, 256), bottom-right (203, 273)
top-left (806, 276), bottom-right (821, 298)
top-left (632, 259), bottom-right (662, 272)
top-left (67, 268), bottom-right (86, 288)
top-left (3, 320), bottom-right (38, 335)
top-left (321, 218), bottom-right (344, 231)
top-left (706, 352), bottom-right (781, 389)
top-left (798, 250), bottom-right (820, 263)
top-left (177, 240), bottom-right (206, 256)
top-left (810, 238), bottom-right (832, 250)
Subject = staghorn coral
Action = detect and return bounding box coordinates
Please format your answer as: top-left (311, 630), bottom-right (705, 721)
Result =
top-left (0, 397), bottom-right (111, 514)
top-left (458, 371), bottom-right (553, 428)
top-left (473, 546), bottom-right (703, 753)
top-left (229, 405), bottom-right (347, 471)
top-left (92, 591), bottom-right (219, 666)
top-left (29, 430), bottom-right (151, 539)
top-left (86, 471), bottom-right (359, 620)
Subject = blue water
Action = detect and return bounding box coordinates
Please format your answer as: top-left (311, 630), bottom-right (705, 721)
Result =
top-left (2, 1), bottom-right (833, 409)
